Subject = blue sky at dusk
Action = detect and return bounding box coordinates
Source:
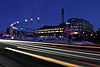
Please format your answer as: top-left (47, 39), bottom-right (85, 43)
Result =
top-left (0, 0), bottom-right (100, 32)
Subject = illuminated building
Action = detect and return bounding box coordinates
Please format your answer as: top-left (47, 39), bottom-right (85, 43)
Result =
top-left (67, 18), bottom-right (93, 32)
top-left (65, 18), bottom-right (94, 40)
top-left (35, 8), bottom-right (66, 39)
top-left (35, 24), bottom-right (66, 38)
top-left (67, 18), bottom-right (93, 34)
top-left (35, 18), bottom-right (94, 39)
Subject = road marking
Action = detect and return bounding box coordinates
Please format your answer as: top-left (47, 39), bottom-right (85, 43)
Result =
top-left (5, 47), bottom-right (81, 67)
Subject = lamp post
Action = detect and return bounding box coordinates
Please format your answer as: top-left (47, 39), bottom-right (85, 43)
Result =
top-left (66, 22), bottom-right (71, 44)
top-left (24, 19), bottom-right (28, 39)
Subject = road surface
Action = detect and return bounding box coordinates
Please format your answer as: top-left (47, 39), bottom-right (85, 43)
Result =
top-left (0, 39), bottom-right (100, 67)
top-left (0, 53), bottom-right (25, 67)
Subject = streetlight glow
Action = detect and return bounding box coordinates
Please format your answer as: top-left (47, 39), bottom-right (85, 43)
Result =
top-left (66, 22), bottom-right (70, 24)
top-left (31, 18), bottom-right (33, 21)
top-left (37, 17), bottom-right (40, 20)
top-left (16, 21), bottom-right (19, 24)
top-left (21, 28), bottom-right (23, 30)
top-left (25, 19), bottom-right (28, 22)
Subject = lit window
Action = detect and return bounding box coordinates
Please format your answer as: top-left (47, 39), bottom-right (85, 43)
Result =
top-left (59, 36), bottom-right (61, 38)
top-left (91, 34), bottom-right (93, 36)
top-left (60, 31), bottom-right (63, 32)
top-left (60, 28), bottom-right (62, 30)
top-left (55, 31), bottom-right (59, 32)
top-left (41, 32), bottom-right (44, 33)
top-left (51, 31), bottom-right (54, 33)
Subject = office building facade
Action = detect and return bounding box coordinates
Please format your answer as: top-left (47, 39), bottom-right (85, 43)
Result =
top-left (35, 18), bottom-right (93, 39)
top-left (67, 18), bottom-right (93, 34)
top-left (35, 23), bottom-right (66, 39)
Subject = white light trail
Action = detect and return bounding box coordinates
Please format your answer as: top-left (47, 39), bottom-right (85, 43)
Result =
top-left (5, 47), bottom-right (81, 67)
top-left (17, 46), bottom-right (100, 61)
top-left (30, 45), bottom-right (100, 56)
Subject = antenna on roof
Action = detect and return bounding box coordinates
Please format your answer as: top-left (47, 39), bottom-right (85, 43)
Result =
top-left (61, 8), bottom-right (64, 23)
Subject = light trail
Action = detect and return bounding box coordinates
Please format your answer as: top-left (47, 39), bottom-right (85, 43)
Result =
top-left (0, 39), bottom-right (100, 49)
top-left (17, 46), bottom-right (99, 67)
top-left (17, 45), bottom-right (100, 61)
top-left (9, 17), bottom-right (40, 31)
top-left (80, 62), bottom-right (99, 67)
top-left (17, 43), bottom-right (100, 54)
top-left (5, 47), bottom-right (81, 67)
top-left (3, 42), bottom-right (100, 58)
top-left (0, 39), bottom-right (99, 67)
top-left (15, 43), bottom-right (100, 57)
top-left (10, 21), bottom-right (19, 30)
top-left (5, 41), bottom-right (100, 57)
top-left (32, 45), bottom-right (100, 56)
top-left (0, 39), bottom-right (100, 58)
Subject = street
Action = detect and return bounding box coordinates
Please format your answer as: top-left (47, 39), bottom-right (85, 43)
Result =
top-left (0, 53), bottom-right (25, 67)
top-left (0, 39), bottom-right (100, 67)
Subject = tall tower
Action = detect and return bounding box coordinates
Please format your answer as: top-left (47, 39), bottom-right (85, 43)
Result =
top-left (61, 8), bottom-right (64, 23)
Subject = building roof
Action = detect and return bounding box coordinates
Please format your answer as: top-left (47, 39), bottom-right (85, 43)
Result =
top-left (37, 23), bottom-right (66, 30)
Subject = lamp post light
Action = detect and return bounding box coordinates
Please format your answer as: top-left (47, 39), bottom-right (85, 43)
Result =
top-left (25, 19), bottom-right (28, 22)
top-left (24, 19), bottom-right (28, 39)
top-left (37, 17), bottom-right (40, 20)
top-left (31, 18), bottom-right (33, 21)
top-left (16, 21), bottom-right (19, 24)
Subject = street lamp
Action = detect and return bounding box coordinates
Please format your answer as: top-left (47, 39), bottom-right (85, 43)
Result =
top-left (66, 22), bottom-right (71, 44)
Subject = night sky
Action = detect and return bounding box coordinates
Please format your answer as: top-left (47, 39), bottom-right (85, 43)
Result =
top-left (0, 0), bottom-right (100, 32)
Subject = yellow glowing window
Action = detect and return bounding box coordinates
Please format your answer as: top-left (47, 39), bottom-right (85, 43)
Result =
top-left (73, 32), bottom-right (79, 34)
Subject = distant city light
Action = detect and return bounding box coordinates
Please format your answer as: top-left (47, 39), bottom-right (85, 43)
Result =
top-left (21, 28), bottom-right (23, 30)
top-left (11, 36), bottom-right (14, 39)
top-left (91, 34), bottom-right (93, 36)
top-left (66, 22), bottom-right (70, 24)
top-left (72, 32), bottom-right (79, 34)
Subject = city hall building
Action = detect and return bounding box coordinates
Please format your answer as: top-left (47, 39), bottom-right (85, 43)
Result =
top-left (67, 18), bottom-right (93, 33)
top-left (34, 23), bottom-right (66, 39)
top-left (66, 18), bottom-right (94, 40)
top-left (35, 18), bottom-right (93, 39)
